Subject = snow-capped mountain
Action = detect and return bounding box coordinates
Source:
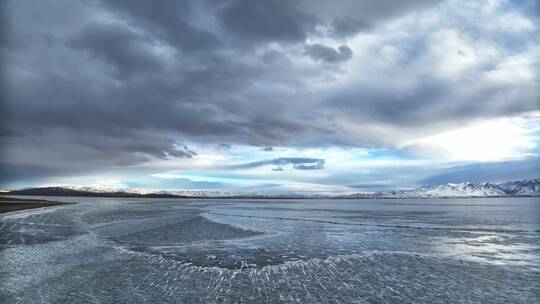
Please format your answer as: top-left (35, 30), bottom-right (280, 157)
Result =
top-left (2, 178), bottom-right (539, 198)
top-left (61, 186), bottom-right (234, 197)
top-left (2, 187), bottom-right (176, 198)
top-left (155, 190), bottom-right (232, 197)
top-left (357, 179), bottom-right (540, 198)
top-left (2, 186), bottom-right (246, 198)
top-left (63, 186), bottom-right (151, 195)
top-left (384, 182), bottom-right (507, 198)
top-left (497, 179), bottom-right (540, 196)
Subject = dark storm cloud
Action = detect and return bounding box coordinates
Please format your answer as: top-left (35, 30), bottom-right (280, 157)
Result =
top-left (0, 130), bottom-right (198, 184)
top-left (326, 75), bottom-right (539, 132)
top-left (77, 134), bottom-right (198, 160)
top-left (330, 17), bottom-right (372, 38)
top-left (305, 44), bottom-right (353, 63)
top-left (100, 0), bottom-right (220, 51)
top-left (1, 0), bottom-right (537, 186)
top-left (326, 80), bottom-right (451, 125)
top-left (0, 163), bottom-right (51, 184)
top-left (217, 0), bottom-right (319, 46)
top-left (68, 22), bottom-right (164, 77)
top-left (302, 0), bottom-right (441, 22)
top-left (230, 158), bottom-right (325, 170)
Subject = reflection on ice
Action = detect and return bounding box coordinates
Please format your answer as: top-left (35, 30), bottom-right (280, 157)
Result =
top-left (434, 234), bottom-right (540, 269)
top-left (0, 196), bottom-right (539, 303)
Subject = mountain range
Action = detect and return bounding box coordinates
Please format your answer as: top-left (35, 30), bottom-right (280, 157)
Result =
top-left (1, 179), bottom-right (539, 199)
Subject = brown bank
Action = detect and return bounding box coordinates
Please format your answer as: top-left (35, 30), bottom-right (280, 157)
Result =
top-left (0, 196), bottom-right (68, 214)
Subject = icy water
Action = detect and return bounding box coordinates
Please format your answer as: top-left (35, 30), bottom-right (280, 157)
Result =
top-left (1, 197), bottom-right (539, 303)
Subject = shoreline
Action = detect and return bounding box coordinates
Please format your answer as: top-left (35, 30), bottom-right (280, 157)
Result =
top-left (1, 193), bottom-right (538, 200)
top-left (0, 197), bottom-right (69, 214)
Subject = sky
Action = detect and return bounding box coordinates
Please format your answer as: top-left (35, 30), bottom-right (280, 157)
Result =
top-left (0, 0), bottom-right (539, 194)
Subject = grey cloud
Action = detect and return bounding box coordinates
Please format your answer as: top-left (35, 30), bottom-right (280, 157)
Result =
top-left (0, 163), bottom-right (77, 186)
top-left (327, 80), bottom-right (450, 125)
top-left (521, 0), bottom-right (540, 18)
top-left (305, 44), bottom-right (353, 63)
top-left (169, 144), bottom-right (197, 158)
top-left (421, 158), bottom-right (540, 185)
top-left (128, 177), bottom-right (225, 190)
top-left (323, 68), bottom-right (539, 140)
top-left (230, 157), bottom-right (325, 170)
top-left (262, 146), bottom-right (273, 151)
top-left (101, 0), bottom-right (220, 51)
top-left (348, 183), bottom-right (396, 192)
top-left (215, 0), bottom-right (440, 47)
top-left (330, 17), bottom-right (371, 38)
top-left (217, 144), bottom-right (232, 150)
top-left (68, 22), bottom-right (164, 78)
top-left (309, 157), bottom-right (540, 192)
top-left (293, 159), bottom-right (325, 170)
top-left (302, 0), bottom-right (441, 24)
top-left (1, 0), bottom-right (537, 186)
top-left (218, 0), bottom-right (319, 46)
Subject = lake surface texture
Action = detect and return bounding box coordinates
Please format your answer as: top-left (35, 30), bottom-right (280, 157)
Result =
top-left (1, 197), bottom-right (539, 303)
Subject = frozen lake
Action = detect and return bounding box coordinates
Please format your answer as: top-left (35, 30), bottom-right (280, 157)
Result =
top-left (1, 197), bottom-right (539, 303)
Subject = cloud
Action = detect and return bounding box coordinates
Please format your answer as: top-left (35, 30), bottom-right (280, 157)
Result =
top-left (169, 144), bottom-right (197, 158)
top-left (1, 0), bottom-right (538, 189)
top-left (101, 0), bottom-right (220, 51)
top-left (68, 22), bottom-right (165, 78)
top-left (420, 157), bottom-right (540, 185)
top-left (229, 157), bottom-right (325, 170)
top-left (293, 160), bottom-right (325, 170)
top-left (305, 44), bottom-right (353, 63)
top-left (142, 177), bottom-right (225, 190)
top-left (348, 183), bottom-right (396, 192)
top-left (217, 0), bottom-right (318, 46)
top-left (400, 114), bottom-right (539, 161)
top-left (216, 143), bottom-right (232, 150)
top-left (330, 17), bottom-right (371, 38)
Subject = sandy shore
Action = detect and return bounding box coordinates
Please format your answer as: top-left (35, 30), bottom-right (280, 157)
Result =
top-left (0, 196), bottom-right (68, 214)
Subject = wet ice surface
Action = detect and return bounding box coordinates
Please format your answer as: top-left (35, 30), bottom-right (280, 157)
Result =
top-left (1, 197), bottom-right (539, 303)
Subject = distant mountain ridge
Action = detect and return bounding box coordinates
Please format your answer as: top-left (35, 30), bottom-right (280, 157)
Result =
top-left (353, 179), bottom-right (540, 198)
top-left (497, 179), bottom-right (540, 196)
top-left (2, 179), bottom-right (539, 199)
top-left (2, 186), bottom-right (185, 198)
top-left (372, 182), bottom-right (506, 198)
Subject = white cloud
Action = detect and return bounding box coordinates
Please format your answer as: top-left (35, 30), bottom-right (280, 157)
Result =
top-left (401, 112), bottom-right (539, 161)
